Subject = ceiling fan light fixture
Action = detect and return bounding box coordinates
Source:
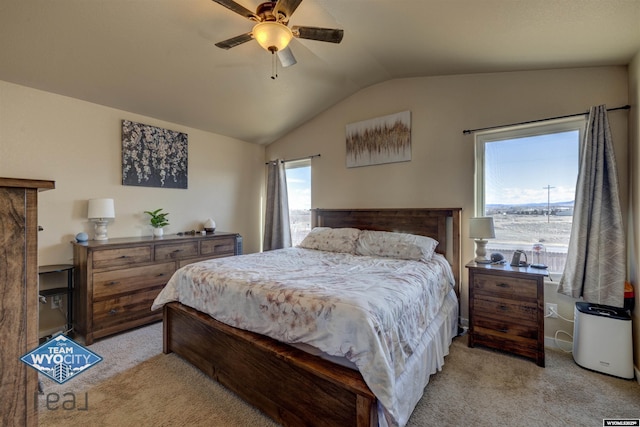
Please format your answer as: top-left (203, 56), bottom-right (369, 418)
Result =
top-left (253, 21), bottom-right (293, 52)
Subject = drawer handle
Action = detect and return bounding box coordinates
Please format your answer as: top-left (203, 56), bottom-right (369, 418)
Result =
top-left (157, 273), bottom-right (165, 277)
top-left (119, 255), bottom-right (129, 259)
top-left (107, 281), bottom-right (120, 286)
top-left (496, 283), bottom-right (509, 288)
top-left (172, 249), bottom-right (183, 253)
top-left (498, 305), bottom-right (508, 311)
top-left (499, 328), bottom-right (508, 333)
top-left (109, 309), bottom-right (118, 315)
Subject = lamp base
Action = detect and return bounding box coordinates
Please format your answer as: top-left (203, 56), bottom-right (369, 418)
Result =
top-left (93, 220), bottom-right (109, 240)
top-left (474, 238), bottom-right (490, 264)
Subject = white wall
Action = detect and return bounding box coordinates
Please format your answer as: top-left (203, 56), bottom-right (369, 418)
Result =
top-left (266, 66), bottom-right (630, 342)
top-left (0, 80), bottom-right (265, 264)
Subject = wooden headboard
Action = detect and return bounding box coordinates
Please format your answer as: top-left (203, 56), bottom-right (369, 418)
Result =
top-left (311, 208), bottom-right (462, 294)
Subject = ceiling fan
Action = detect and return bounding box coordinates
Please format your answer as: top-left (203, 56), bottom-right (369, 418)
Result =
top-left (211, 0), bottom-right (344, 73)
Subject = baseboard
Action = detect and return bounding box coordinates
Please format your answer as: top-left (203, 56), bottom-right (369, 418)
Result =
top-left (544, 335), bottom-right (573, 352)
top-left (459, 317), bottom-right (469, 329)
top-left (39, 326), bottom-right (66, 340)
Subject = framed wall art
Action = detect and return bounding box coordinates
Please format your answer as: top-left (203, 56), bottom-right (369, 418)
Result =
top-left (345, 110), bottom-right (411, 168)
top-left (122, 120), bottom-right (188, 189)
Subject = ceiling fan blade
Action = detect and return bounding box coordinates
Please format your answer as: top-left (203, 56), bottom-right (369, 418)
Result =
top-left (292, 26), bottom-right (344, 43)
top-left (211, 0), bottom-right (259, 21)
top-left (277, 47), bottom-right (297, 68)
top-left (215, 32), bottom-right (253, 50)
top-left (274, 0), bottom-right (303, 21)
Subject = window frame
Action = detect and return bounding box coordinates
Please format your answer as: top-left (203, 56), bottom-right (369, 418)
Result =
top-left (284, 158), bottom-right (312, 246)
top-left (474, 117), bottom-right (586, 217)
top-left (474, 117), bottom-right (585, 277)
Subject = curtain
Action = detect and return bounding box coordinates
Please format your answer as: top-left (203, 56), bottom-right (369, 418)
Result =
top-left (557, 105), bottom-right (625, 306)
top-left (263, 160), bottom-right (292, 251)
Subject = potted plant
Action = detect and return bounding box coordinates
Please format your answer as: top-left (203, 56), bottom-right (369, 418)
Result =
top-left (144, 208), bottom-right (169, 237)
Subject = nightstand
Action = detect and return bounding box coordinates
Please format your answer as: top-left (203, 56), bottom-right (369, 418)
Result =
top-left (38, 264), bottom-right (74, 339)
top-left (466, 261), bottom-right (548, 367)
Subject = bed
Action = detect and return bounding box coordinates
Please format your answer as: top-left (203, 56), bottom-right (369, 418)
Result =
top-left (152, 208), bottom-right (461, 427)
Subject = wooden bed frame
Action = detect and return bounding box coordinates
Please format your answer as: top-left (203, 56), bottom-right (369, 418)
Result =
top-left (163, 208), bottom-right (461, 426)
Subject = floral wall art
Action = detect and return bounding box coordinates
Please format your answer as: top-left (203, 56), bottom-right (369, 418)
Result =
top-left (122, 120), bottom-right (188, 189)
top-left (345, 111), bottom-right (411, 168)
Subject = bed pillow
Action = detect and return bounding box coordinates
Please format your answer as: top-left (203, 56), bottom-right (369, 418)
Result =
top-left (298, 227), bottom-right (362, 253)
top-left (355, 230), bottom-right (439, 261)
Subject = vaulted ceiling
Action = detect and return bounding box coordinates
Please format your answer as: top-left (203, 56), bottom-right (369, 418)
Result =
top-left (1, 0), bottom-right (639, 144)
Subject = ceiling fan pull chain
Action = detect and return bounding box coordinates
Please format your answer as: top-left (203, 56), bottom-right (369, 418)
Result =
top-left (271, 49), bottom-right (278, 80)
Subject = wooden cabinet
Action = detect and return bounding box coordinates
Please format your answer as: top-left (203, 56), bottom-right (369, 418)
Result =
top-left (466, 261), bottom-right (548, 367)
top-left (73, 232), bottom-right (241, 345)
top-left (0, 177), bottom-right (55, 427)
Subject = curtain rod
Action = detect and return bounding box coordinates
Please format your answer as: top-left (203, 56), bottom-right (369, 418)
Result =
top-left (265, 154), bottom-right (321, 165)
top-left (462, 104), bottom-right (630, 135)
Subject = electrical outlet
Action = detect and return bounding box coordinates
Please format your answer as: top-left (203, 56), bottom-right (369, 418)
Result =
top-left (546, 303), bottom-right (558, 318)
top-left (51, 295), bottom-right (62, 309)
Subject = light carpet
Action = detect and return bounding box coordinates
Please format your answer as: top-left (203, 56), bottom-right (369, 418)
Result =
top-left (38, 323), bottom-right (640, 426)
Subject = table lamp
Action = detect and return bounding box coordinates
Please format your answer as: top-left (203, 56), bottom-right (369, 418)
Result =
top-left (88, 198), bottom-right (115, 240)
top-left (469, 217), bottom-right (495, 264)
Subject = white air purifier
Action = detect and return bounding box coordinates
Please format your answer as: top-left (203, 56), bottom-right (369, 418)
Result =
top-left (572, 302), bottom-right (633, 379)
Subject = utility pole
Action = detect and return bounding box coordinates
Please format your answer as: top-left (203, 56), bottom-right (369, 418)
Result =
top-left (543, 185), bottom-right (555, 223)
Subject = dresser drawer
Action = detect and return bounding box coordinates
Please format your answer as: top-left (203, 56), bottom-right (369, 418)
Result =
top-left (473, 295), bottom-right (538, 324)
top-left (92, 262), bottom-right (175, 300)
top-left (92, 287), bottom-right (163, 331)
top-left (472, 273), bottom-right (538, 300)
top-left (155, 242), bottom-right (199, 261)
top-left (92, 245), bottom-right (152, 269)
top-left (200, 237), bottom-right (236, 257)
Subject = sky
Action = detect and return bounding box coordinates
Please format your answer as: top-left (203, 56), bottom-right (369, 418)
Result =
top-left (286, 166), bottom-right (311, 210)
top-left (485, 130), bottom-right (579, 205)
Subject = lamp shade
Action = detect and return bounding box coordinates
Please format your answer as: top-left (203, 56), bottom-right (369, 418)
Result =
top-left (253, 21), bottom-right (293, 51)
top-left (88, 198), bottom-right (115, 219)
top-left (469, 217), bottom-right (495, 239)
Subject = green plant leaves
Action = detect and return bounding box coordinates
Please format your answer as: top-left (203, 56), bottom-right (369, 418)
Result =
top-left (144, 208), bottom-right (170, 228)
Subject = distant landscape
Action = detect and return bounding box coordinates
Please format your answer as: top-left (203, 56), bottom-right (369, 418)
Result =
top-left (486, 202), bottom-right (574, 272)
top-left (290, 209), bottom-right (312, 246)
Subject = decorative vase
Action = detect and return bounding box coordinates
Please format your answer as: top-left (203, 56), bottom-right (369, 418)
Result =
top-left (204, 218), bottom-right (216, 233)
top-left (153, 227), bottom-right (164, 237)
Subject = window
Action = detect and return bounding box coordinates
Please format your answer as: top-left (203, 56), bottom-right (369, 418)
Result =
top-left (285, 159), bottom-right (311, 246)
top-left (475, 117), bottom-right (585, 275)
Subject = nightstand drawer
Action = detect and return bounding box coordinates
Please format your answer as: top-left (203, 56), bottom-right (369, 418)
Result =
top-left (92, 245), bottom-right (152, 269)
top-left (155, 242), bottom-right (199, 261)
top-left (472, 315), bottom-right (538, 339)
top-left (92, 262), bottom-right (175, 300)
top-left (472, 329), bottom-right (539, 360)
top-left (474, 295), bottom-right (538, 323)
top-left (472, 273), bottom-right (538, 300)
top-left (200, 237), bottom-right (236, 256)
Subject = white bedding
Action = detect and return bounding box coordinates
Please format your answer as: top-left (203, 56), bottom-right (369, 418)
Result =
top-left (152, 247), bottom-right (457, 427)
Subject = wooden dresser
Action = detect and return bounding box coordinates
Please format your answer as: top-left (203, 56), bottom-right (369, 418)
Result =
top-left (73, 232), bottom-right (241, 345)
top-left (0, 177), bottom-right (54, 427)
top-left (466, 261), bottom-right (548, 367)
